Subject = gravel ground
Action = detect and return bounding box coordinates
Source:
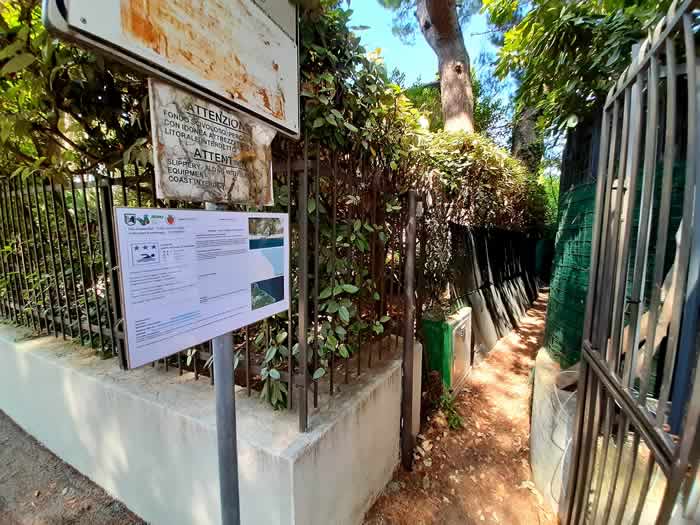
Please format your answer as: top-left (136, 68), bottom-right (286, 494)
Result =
top-left (0, 410), bottom-right (145, 525)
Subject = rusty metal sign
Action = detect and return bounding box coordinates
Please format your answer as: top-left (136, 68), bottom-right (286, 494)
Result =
top-left (149, 79), bottom-right (275, 205)
top-left (42, 0), bottom-right (300, 138)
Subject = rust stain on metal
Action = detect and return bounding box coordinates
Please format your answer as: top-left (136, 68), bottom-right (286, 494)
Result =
top-left (120, 0), bottom-right (288, 122)
top-left (256, 87), bottom-right (285, 120)
top-left (257, 87), bottom-right (272, 111)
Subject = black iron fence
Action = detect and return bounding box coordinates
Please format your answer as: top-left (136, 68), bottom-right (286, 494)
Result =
top-left (563, 0), bottom-right (700, 522)
top-left (0, 141), bottom-right (418, 434)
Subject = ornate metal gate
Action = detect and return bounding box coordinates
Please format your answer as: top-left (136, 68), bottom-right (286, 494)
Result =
top-left (564, 0), bottom-right (700, 522)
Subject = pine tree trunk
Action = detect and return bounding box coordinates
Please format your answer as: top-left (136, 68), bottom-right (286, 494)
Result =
top-left (416, 0), bottom-right (475, 133)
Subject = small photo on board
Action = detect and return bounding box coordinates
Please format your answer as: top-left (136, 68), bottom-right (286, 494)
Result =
top-left (249, 217), bottom-right (284, 250)
top-left (251, 275), bottom-right (285, 310)
top-left (129, 242), bottom-right (160, 267)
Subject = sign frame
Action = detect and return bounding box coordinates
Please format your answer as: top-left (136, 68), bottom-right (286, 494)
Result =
top-left (113, 206), bottom-right (290, 369)
top-left (42, 0), bottom-right (300, 139)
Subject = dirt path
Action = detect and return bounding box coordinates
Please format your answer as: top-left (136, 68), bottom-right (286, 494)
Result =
top-left (0, 411), bottom-right (144, 525)
top-left (365, 293), bottom-right (555, 525)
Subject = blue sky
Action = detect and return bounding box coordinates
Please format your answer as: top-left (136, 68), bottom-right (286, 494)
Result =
top-left (348, 4), bottom-right (498, 87)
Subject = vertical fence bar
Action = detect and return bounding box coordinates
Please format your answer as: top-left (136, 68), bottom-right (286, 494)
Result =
top-left (400, 189), bottom-right (417, 470)
top-left (621, 52), bottom-right (660, 388)
top-left (0, 181), bottom-right (13, 320)
top-left (600, 414), bottom-right (631, 524)
top-left (78, 172), bottom-right (104, 351)
top-left (9, 180), bottom-right (28, 326)
top-left (40, 182), bottom-right (64, 336)
top-left (612, 432), bottom-right (641, 525)
top-left (18, 178), bottom-right (43, 330)
top-left (312, 146), bottom-right (320, 408)
top-left (7, 181), bottom-right (23, 324)
top-left (356, 189), bottom-right (362, 378)
top-left (666, 11), bottom-right (700, 434)
top-left (639, 38), bottom-right (677, 402)
top-left (343, 168), bottom-right (350, 385)
top-left (2, 182), bottom-right (18, 323)
top-left (68, 175), bottom-right (92, 347)
top-left (368, 179), bottom-right (377, 369)
top-left (609, 75), bottom-right (644, 372)
top-left (590, 394), bottom-right (615, 521)
top-left (10, 180), bottom-right (32, 329)
top-left (593, 88), bottom-right (632, 356)
top-left (286, 148), bottom-right (294, 409)
top-left (330, 156), bottom-right (337, 396)
top-left (59, 183), bottom-right (83, 341)
top-left (568, 362), bottom-right (597, 524)
top-left (657, 12), bottom-right (700, 520)
top-left (630, 455), bottom-right (656, 523)
top-left (576, 374), bottom-right (604, 524)
top-left (583, 102), bottom-right (615, 342)
top-left (297, 141), bottom-right (310, 432)
top-left (98, 178), bottom-right (125, 365)
top-left (8, 180), bottom-right (23, 324)
top-left (121, 169), bottom-right (128, 205)
top-left (391, 215), bottom-right (399, 352)
top-left (245, 326), bottom-right (251, 396)
top-left (150, 167), bottom-right (157, 207)
top-left (16, 178), bottom-right (41, 332)
top-left (21, 177), bottom-right (46, 333)
top-left (48, 182), bottom-right (71, 339)
top-left (0, 180), bottom-right (11, 319)
top-left (29, 180), bottom-right (53, 334)
top-left (135, 168), bottom-right (142, 207)
top-left (656, 12), bottom-right (698, 429)
top-left (94, 176), bottom-right (116, 354)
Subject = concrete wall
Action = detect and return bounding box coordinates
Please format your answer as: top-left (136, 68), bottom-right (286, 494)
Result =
top-left (530, 349), bottom-right (576, 516)
top-left (531, 349), bottom-right (696, 523)
top-left (0, 324), bottom-right (408, 525)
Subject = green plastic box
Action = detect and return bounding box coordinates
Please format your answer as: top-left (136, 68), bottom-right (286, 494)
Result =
top-left (421, 307), bottom-right (472, 392)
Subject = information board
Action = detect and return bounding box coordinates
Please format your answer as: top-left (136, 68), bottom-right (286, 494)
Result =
top-left (42, 0), bottom-right (300, 137)
top-left (114, 207), bottom-right (289, 369)
top-left (149, 79), bottom-right (275, 206)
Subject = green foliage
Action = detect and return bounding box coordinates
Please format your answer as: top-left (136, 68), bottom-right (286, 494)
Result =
top-left (419, 130), bottom-right (549, 300)
top-left (300, 8), bottom-right (424, 174)
top-left (538, 168), bottom-right (560, 231)
top-left (405, 66), bottom-right (511, 146)
top-left (439, 393), bottom-right (463, 430)
top-left (425, 131), bottom-right (548, 231)
top-left (486, 0), bottom-right (669, 129)
top-left (0, 1), bottom-right (150, 180)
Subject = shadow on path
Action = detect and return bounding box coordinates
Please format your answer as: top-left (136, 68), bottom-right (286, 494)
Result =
top-left (365, 293), bottom-right (554, 525)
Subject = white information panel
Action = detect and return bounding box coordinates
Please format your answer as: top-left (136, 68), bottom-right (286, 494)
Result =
top-left (114, 207), bottom-right (289, 369)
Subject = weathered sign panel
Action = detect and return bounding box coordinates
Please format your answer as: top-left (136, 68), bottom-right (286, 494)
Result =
top-left (114, 207), bottom-right (290, 369)
top-left (149, 79), bottom-right (275, 205)
top-left (42, 0), bottom-right (299, 137)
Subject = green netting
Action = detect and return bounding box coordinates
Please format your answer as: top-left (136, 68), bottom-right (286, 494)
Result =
top-left (545, 162), bottom-right (686, 369)
top-left (544, 183), bottom-right (596, 368)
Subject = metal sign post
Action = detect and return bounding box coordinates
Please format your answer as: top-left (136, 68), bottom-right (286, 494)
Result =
top-left (205, 202), bottom-right (240, 525)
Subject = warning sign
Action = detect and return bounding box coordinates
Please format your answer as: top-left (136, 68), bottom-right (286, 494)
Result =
top-left (149, 79), bottom-right (275, 205)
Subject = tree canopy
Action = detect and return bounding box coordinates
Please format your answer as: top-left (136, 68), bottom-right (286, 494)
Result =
top-left (486, 0), bottom-right (670, 130)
